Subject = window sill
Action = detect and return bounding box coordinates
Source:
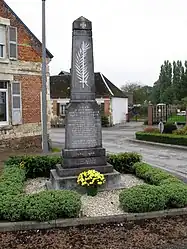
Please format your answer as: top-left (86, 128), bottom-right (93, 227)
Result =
top-left (0, 58), bottom-right (9, 64)
top-left (0, 124), bottom-right (12, 131)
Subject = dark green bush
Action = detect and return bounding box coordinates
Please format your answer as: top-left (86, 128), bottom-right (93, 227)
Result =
top-left (163, 122), bottom-right (177, 134)
top-left (0, 161), bottom-right (81, 222)
top-left (161, 183), bottom-right (187, 208)
top-left (101, 115), bottom-right (109, 127)
top-left (133, 162), bottom-right (177, 185)
top-left (136, 132), bottom-right (187, 146)
top-left (119, 184), bottom-right (166, 213)
top-left (0, 190), bottom-right (81, 222)
top-left (24, 190), bottom-right (81, 221)
top-left (173, 126), bottom-right (187, 135)
top-left (0, 194), bottom-right (25, 221)
top-left (107, 152), bottom-right (142, 173)
top-left (5, 155), bottom-right (61, 178)
top-left (0, 167), bottom-right (25, 195)
top-left (159, 177), bottom-right (183, 185)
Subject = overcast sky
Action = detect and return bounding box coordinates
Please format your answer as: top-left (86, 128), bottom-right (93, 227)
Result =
top-left (5, 0), bottom-right (187, 87)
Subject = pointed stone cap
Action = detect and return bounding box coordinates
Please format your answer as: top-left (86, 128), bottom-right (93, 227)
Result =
top-left (73, 16), bottom-right (92, 30)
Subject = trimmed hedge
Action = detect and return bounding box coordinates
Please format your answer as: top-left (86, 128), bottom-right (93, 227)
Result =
top-left (119, 185), bottom-right (166, 213)
top-left (119, 162), bottom-right (187, 213)
top-left (0, 167), bottom-right (25, 196)
top-left (136, 132), bottom-right (187, 146)
top-left (133, 162), bottom-right (176, 185)
top-left (5, 155), bottom-right (61, 178)
top-left (0, 156), bottom-right (81, 222)
top-left (107, 152), bottom-right (142, 173)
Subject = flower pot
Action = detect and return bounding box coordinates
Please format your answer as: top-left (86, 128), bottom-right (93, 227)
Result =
top-left (86, 186), bottom-right (98, 196)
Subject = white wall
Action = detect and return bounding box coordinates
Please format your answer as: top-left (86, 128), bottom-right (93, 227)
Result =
top-left (111, 97), bottom-right (128, 125)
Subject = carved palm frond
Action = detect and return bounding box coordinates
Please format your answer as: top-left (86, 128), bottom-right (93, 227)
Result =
top-left (75, 41), bottom-right (90, 88)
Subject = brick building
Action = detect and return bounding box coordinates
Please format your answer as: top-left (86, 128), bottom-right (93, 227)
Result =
top-left (0, 0), bottom-right (53, 150)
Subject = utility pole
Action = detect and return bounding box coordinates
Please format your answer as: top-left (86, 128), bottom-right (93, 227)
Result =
top-left (41, 0), bottom-right (48, 153)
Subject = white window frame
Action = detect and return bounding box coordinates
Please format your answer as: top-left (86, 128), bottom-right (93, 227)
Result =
top-left (0, 84), bottom-right (9, 126)
top-left (9, 26), bottom-right (18, 60)
top-left (0, 25), bottom-right (6, 59)
top-left (11, 81), bottom-right (22, 125)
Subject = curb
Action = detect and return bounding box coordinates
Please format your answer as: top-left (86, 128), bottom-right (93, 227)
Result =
top-left (1, 208), bottom-right (187, 232)
top-left (128, 138), bottom-right (187, 151)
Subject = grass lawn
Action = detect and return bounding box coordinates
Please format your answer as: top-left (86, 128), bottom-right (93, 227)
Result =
top-left (168, 115), bottom-right (186, 123)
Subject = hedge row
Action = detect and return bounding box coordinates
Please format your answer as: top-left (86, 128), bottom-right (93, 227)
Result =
top-left (5, 155), bottom-right (61, 178)
top-left (5, 153), bottom-right (142, 178)
top-left (136, 132), bottom-right (187, 146)
top-left (107, 152), bottom-right (142, 173)
top-left (0, 157), bottom-right (81, 222)
top-left (119, 162), bottom-right (187, 213)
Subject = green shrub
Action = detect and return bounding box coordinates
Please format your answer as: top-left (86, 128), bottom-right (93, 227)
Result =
top-left (0, 194), bottom-right (25, 221)
top-left (0, 190), bottom-right (81, 222)
top-left (101, 115), bottom-right (109, 127)
top-left (133, 162), bottom-right (177, 185)
top-left (161, 183), bottom-right (187, 208)
top-left (107, 152), bottom-right (142, 173)
top-left (159, 177), bottom-right (183, 186)
top-left (0, 163), bottom-right (81, 222)
top-left (24, 190), bottom-right (81, 221)
top-left (163, 122), bottom-right (177, 134)
top-left (136, 132), bottom-right (187, 146)
top-left (0, 167), bottom-right (25, 195)
top-left (173, 126), bottom-right (187, 135)
top-left (119, 184), bottom-right (166, 213)
top-left (5, 155), bottom-right (61, 178)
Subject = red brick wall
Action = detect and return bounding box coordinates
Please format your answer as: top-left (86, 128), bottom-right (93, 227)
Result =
top-left (104, 99), bottom-right (110, 116)
top-left (0, 0), bottom-right (42, 62)
top-left (14, 75), bottom-right (42, 124)
top-left (148, 104), bottom-right (153, 126)
top-left (52, 100), bottom-right (57, 116)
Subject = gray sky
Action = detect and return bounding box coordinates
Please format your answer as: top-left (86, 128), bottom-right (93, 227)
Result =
top-left (6, 0), bottom-right (187, 88)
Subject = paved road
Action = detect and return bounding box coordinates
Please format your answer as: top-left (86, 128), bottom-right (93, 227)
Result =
top-left (50, 125), bottom-right (187, 177)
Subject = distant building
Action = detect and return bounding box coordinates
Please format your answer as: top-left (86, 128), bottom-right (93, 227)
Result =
top-left (50, 72), bottom-right (128, 125)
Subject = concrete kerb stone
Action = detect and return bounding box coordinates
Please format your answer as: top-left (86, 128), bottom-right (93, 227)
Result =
top-left (1, 208), bottom-right (187, 233)
top-left (128, 138), bottom-right (187, 151)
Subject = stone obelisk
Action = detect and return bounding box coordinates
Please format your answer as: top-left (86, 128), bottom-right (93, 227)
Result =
top-left (48, 17), bottom-right (120, 191)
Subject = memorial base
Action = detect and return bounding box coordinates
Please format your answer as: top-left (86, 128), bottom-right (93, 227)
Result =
top-left (46, 163), bottom-right (121, 193)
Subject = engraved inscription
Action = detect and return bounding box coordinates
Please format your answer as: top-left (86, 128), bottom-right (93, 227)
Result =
top-left (67, 103), bottom-right (101, 148)
top-left (77, 157), bottom-right (97, 166)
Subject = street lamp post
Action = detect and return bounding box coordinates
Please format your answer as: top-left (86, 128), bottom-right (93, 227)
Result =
top-left (41, 0), bottom-right (48, 153)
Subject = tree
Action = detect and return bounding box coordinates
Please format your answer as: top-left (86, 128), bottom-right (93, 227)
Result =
top-left (121, 82), bottom-right (152, 105)
top-left (159, 60), bottom-right (173, 103)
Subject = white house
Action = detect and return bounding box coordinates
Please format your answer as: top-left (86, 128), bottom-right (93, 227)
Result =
top-left (50, 71), bottom-right (128, 125)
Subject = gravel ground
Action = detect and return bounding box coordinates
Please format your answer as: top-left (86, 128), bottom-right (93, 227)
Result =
top-left (24, 174), bottom-right (144, 217)
top-left (1, 216), bottom-right (187, 249)
top-left (81, 174), bottom-right (144, 217)
top-left (24, 178), bottom-right (47, 194)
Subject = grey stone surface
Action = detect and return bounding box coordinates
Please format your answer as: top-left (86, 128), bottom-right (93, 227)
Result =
top-left (65, 102), bottom-right (102, 149)
top-left (48, 16), bottom-right (119, 191)
top-left (56, 164), bottom-right (113, 177)
top-left (63, 156), bottom-right (107, 168)
top-left (49, 169), bottom-right (121, 193)
top-left (62, 148), bottom-right (105, 158)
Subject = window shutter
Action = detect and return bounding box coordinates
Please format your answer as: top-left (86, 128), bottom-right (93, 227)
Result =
top-left (57, 103), bottom-right (60, 116)
top-left (9, 27), bottom-right (17, 59)
top-left (11, 82), bottom-right (22, 125)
